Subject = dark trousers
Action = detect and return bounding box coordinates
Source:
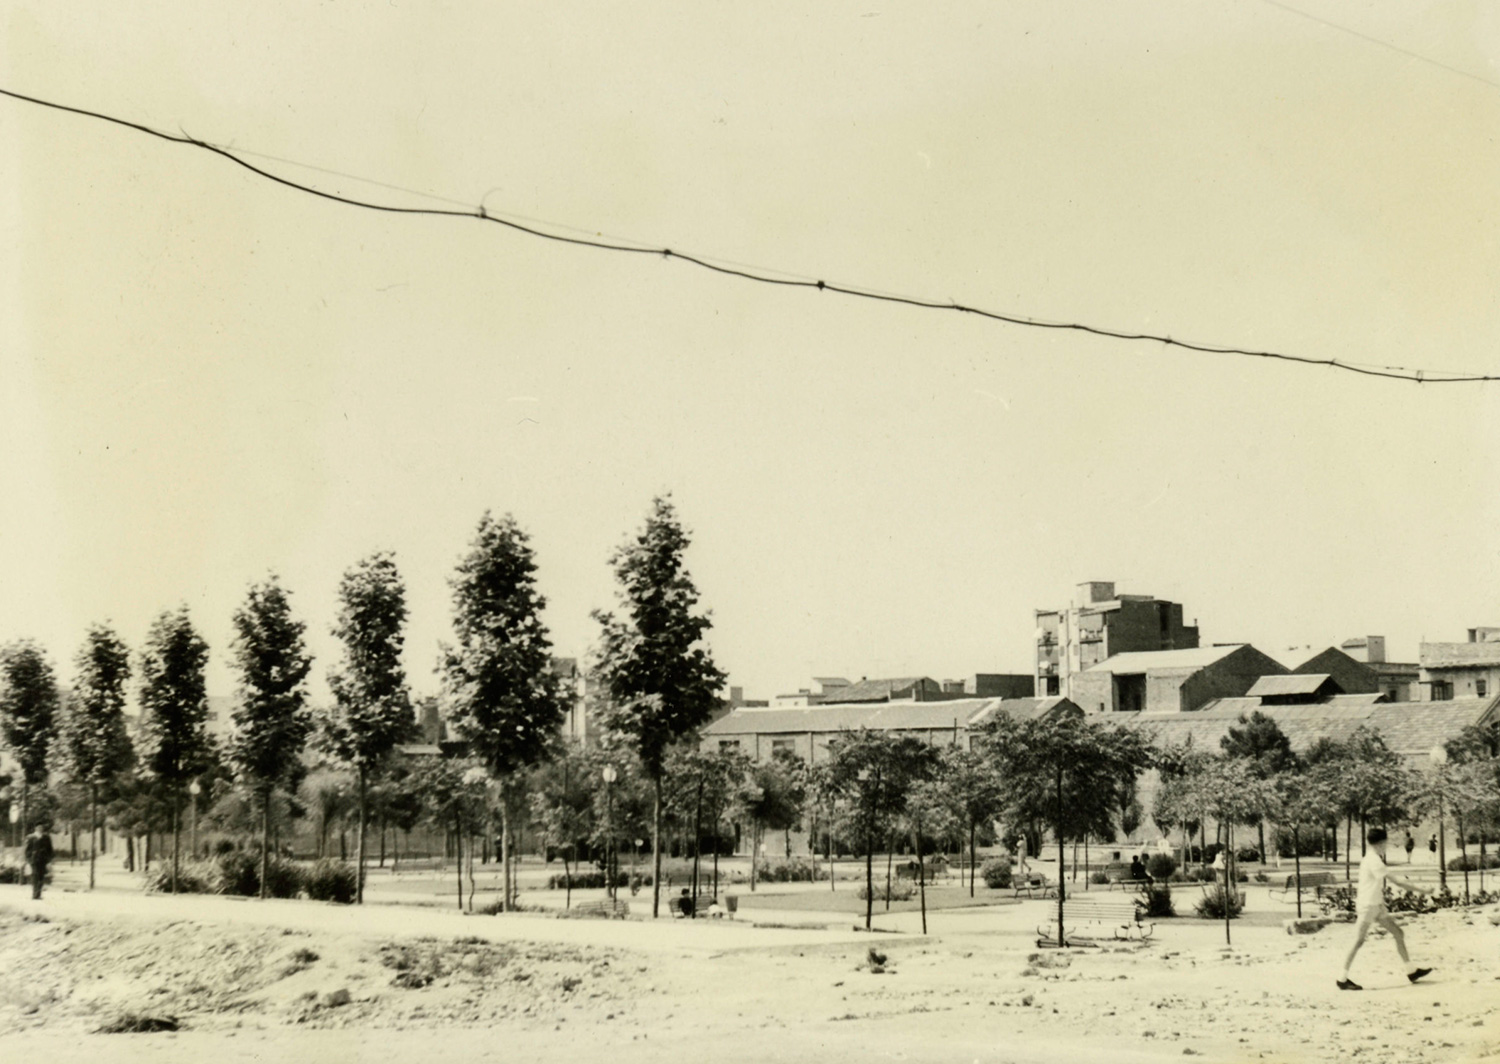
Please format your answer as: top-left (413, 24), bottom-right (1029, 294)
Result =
top-left (30, 864), bottom-right (45, 899)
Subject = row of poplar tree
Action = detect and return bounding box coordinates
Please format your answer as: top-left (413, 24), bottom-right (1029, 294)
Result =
top-left (0, 495), bottom-right (726, 918)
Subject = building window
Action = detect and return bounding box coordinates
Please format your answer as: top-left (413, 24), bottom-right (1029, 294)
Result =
top-left (1478, 679), bottom-right (1488, 698)
top-left (771, 739), bottom-right (794, 754)
top-left (1432, 681), bottom-right (1453, 702)
top-left (719, 740), bottom-right (741, 751)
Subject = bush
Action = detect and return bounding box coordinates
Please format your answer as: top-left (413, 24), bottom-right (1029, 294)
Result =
top-left (1193, 885), bottom-right (1245, 920)
top-left (144, 859), bottom-right (216, 895)
top-left (1139, 883), bottom-right (1175, 918)
top-left (857, 880), bottom-right (916, 903)
top-left (546, 871), bottom-right (652, 890)
top-left (758, 858), bottom-right (827, 883)
top-left (0, 863), bottom-right (27, 885)
top-left (1236, 846), bottom-right (1262, 863)
top-left (304, 860), bottom-right (358, 904)
top-left (1089, 871), bottom-right (1110, 885)
top-left (1146, 854), bottom-right (1177, 881)
top-left (1447, 852), bottom-right (1500, 872)
top-left (215, 850), bottom-right (303, 898)
top-left (980, 858), bottom-right (1013, 889)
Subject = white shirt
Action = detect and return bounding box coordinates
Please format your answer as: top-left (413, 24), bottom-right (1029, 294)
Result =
top-left (1356, 849), bottom-right (1390, 913)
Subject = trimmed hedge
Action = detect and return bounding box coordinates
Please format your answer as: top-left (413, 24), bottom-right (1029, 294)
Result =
top-left (305, 859), bottom-right (358, 904)
top-left (980, 858), bottom-right (1013, 889)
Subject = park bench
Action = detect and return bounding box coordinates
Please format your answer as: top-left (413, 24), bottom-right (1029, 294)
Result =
top-left (1036, 892), bottom-right (1153, 948)
top-left (562, 897), bottom-right (631, 919)
top-left (896, 858), bottom-right (950, 882)
top-left (670, 893), bottom-right (719, 918)
top-left (1270, 871), bottom-right (1338, 903)
top-left (1012, 873), bottom-right (1057, 900)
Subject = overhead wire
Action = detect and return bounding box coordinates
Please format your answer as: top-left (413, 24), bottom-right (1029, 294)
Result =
top-left (2, 84), bottom-right (1495, 385)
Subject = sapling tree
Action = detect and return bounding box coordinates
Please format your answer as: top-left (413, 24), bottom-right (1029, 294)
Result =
top-left (61, 624), bottom-right (135, 889)
top-left (592, 496), bottom-right (727, 918)
top-left (1221, 711), bottom-right (1296, 862)
top-left (0, 641), bottom-right (61, 835)
top-left (442, 513), bottom-right (568, 912)
top-left (321, 552), bottom-right (414, 903)
top-left (138, 608), bottom-right (214, 892)
top-left (978, 709), bottom-right (1155, 946)
top-left (226, 577), bottom-right (314, 898)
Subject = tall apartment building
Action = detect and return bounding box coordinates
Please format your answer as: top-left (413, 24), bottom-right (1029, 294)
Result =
top-left (1034, 581), bottom-right (1199, 698)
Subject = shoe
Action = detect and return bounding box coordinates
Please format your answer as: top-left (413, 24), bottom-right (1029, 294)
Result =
top-left (1407, 968), bottom-right (1432, 983)
top-left (1336, 978), bottom-right (1363, 991)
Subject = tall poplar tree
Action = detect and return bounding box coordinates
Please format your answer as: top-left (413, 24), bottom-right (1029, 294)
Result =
top-left (227, 577), bottom-right (314, 898)
top-left (0, 640), bottom-right (61, 834)
top-left (322, 552), bottom-right (413, 903)
top-left (62, 624), bottom-right (135, 889)
top-left (442, 513), bottom-right (568, 912)
top-left (138, 608), bottom-right (214, 892)
top-left (591, 496), bottom-right (727, 918)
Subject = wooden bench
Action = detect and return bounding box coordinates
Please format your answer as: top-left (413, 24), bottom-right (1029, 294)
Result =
top-left (670, 893), bottom-right (719, 918)
top-left (1270, 871), bottom-right (1338, 902)
top-left (896, 859), bottom-right (950, 882)
top-left (1037, 892), bottom-right (1152, 947)
top-left (561, 897), bottom-right (631, 919)
top-left (1012, 873), bottom-right (1057, 899)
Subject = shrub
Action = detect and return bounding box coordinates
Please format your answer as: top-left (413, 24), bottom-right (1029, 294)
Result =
top-left (0, 863), bottom-right (28, 885)
top-left (1088, 871), bottom-right (1110, 885)
top-left (1193, 885), bottom-right (1245, 920)
top-left (1236, 846), bottom-right (1261, 863)
top-left (546, 871), bottom-right (652, 890)
top-left (1447, 853), bottom-right (1500, 872)
top-left (304, 860), bottom-right (357, 904)
top-left (1146, 854), bottom-right (1177, 881)
top-left (144, 859), bottom-right (216, 895)
top-left (1139, 883), bottom-right (1175, 918)
top-left (857, 880), bottom-right (916, 902)
top-left (758, 858), bottom-right (827, 883)
top-left (980, 858), bottom-right (1013, 889)
top-left (215, 850), bottom-right (303, 898)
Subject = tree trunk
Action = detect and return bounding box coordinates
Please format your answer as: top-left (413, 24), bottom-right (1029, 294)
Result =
top-left (915, 819), bottom-right (928, 935)
top-left (259, 789), bottom-right (271, 899)
top-left (651, 775), bottom-right (664, 919)
top-left (125, 833), bottom-right (135, 873)
top-left (1344, 816), bottom-right (1352, 882)
top-left (562, 836), bottom-right (572, 910)
top-left (356, 768), bottom-right (368, 904)
top-left (864, 817), bottom-right (875, 931)
top-left (453, 812), bottom-right (464, 911)
top-left (500, 791), bottom-right (512, 913)
top-left (827, 804), bottom-right (835, 891)
top-left (1224, 823), bottom-right (1234, 947)
top-left (1257, 820), bottom-right (1266, 865)
top-left (750, 821), bottom-right (760, 892)
top-left (968, 819), bottom-right (977, 898)
top-left (884, 834), bottom-right (894, 911)
top-left (171, 795), bottom-right (181, 894)
top-left (1293, 826), bottom-right (1303, 919)
top-left (1458, 811), bottom-right (1470, 905)
top-left (691, 777), bottom-right (704, 908)
top-left (1055, 762), bottom-right (1066, 947)
top-left (88, 785), bottom-right (99, 891)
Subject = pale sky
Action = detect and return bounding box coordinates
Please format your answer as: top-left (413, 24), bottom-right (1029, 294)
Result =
top-left (2, 2), bottom-right (1498, 704)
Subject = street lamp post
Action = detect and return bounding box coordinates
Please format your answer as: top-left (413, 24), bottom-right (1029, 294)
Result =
top-left (188, 780), bottom-right (202, 859)
top-left (1429, 746), bottom-right (1448, 892)
top-left (602, 765), bottom-right (618, 901)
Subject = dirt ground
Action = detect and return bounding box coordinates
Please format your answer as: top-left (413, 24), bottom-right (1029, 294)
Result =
top-left (3, 865), bottom-right (1499, 1063)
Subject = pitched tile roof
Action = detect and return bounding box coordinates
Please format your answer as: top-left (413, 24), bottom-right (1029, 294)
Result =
top-left (1085, 645), bottom-right (1245, 674)
top-left (1122, 696), bottom-right (1498, 759)
top-left (1246, 673), bottom-right (1338, 697)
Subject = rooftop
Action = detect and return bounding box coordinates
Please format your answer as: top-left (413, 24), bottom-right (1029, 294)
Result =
top-left (1086, 645), bottom-right (1244, 675)
top-left (1246, 673), bottom-right (1338, 698)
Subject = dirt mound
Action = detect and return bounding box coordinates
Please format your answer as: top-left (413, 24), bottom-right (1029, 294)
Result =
top-left (0, 906), bottom-right (647, 1035)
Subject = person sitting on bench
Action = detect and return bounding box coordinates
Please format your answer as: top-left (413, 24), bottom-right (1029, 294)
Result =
top-left (676, 888), bottom-right (696, 918)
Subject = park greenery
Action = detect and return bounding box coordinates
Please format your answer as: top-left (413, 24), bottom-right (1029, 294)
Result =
top-left (2, 497), bottom-right (1500, 928)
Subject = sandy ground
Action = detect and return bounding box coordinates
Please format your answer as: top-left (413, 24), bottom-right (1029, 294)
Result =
top-left (3, 862), bottom-right (1499, 1063)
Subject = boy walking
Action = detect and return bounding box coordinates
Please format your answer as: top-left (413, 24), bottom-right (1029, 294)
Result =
top-left (1338, 828), bottom-right (1431, 990)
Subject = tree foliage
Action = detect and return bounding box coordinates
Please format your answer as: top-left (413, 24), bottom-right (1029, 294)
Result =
top-left (591, 495), bottom-right (727, 917)
top-left (0, 640), bottom-right (61, 793)
top-left (138, 609), bottom-right (213, 787)
top-left (323, 552), bottom-right (414, 772)
top-left (62, 624), bottom-right (135, 788)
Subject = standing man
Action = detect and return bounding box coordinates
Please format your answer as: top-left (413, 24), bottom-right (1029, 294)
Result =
top-left (23, 824), bottom-right (53, 901)
top-left (1404, 833), bottom-right (1415, 864)
top-left (1337, 828), bottom-right (1432, 990)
